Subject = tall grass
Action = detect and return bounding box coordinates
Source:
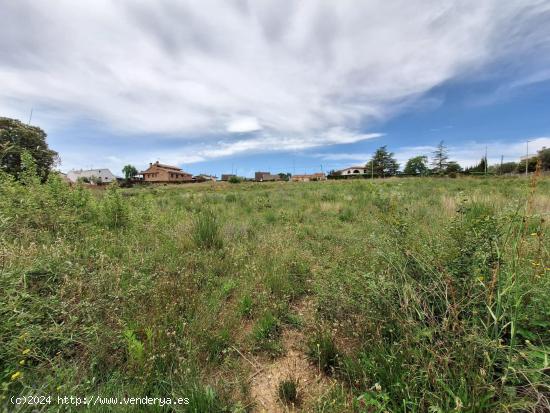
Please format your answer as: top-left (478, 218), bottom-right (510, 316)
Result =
top-left (193, 208), bottom-right (223, 249)
top-left (0, 162), bottom-right (548, 412)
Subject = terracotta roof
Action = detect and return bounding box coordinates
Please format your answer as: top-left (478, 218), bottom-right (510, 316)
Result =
top-left (293, 173), bottom-right (325, 178)
top-left (153, 162), bottom-right (183, 171)
top-left (141, 161), bottom-right (191, 174)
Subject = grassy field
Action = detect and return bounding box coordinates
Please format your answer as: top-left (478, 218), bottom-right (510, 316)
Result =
top-left (1, 163), bottom-right (549, 412)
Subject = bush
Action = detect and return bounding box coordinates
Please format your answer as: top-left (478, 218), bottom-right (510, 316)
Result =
top-left (101, 184), bottom-right (129, 228)
top-left (228, 176), bottom-right (242, 184)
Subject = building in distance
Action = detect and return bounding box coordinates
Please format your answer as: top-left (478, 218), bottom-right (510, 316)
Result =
top-left (255, 171), bottom-right (280, 182)
top-left (291, 173), bottom-right (327, 182)
top-left (194, 174), bottom-right (217, 182)
top-left (67, 168), bottom-right (116, 184)
top-left (336, 166), bottom-right (369, 176)
top-left (221, 174), bottom-right (236, 181)
top-left (140, 161), bottom-right (192, 183)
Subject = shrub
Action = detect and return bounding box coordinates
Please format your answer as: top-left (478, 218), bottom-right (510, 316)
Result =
top-left (228, 176), bottom-right (241, 184)
top-left (101, 184), bottom-right (129, 228)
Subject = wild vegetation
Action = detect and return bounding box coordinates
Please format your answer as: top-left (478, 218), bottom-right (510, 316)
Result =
top-left (1, 155), bottom-right (549, 412)
top-left (0, 117), bottom-right (58, 181)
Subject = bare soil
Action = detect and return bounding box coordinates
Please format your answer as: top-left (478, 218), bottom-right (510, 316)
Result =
top-left (249, 299), bottom-right (335, 412)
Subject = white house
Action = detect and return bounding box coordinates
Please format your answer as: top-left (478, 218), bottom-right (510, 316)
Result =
top-left (338, 166), bottom-right (369, 176)
top-left (67, 168), bottom-right (116, 184)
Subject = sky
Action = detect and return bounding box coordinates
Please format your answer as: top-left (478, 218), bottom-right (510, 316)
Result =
top-left (1, 0), bottom-right (549, 177)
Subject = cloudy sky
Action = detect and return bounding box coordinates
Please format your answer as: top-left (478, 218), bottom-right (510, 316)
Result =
top-left (1, 0), bottom-right (550, 176)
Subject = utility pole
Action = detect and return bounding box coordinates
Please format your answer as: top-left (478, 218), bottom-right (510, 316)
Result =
top-left (28, 108), bottom-right (33, 125)
top-left (500, 155), bottom-right (503, 175)
top-left (371, 161), bottom-right (374, 180)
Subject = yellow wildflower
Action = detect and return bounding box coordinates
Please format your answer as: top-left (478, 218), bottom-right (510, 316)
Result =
top-left (22, 348), bottom-right (30, 355)
top-left (11, 371), bottom-right (22, 381)
top-left (19, 360), bottom-right (25, 366)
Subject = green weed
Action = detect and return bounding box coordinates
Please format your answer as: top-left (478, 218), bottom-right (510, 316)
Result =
top-left (278, 377), bottom-right (299, 405)
top-left (193, 208), bottom-right (223, 249)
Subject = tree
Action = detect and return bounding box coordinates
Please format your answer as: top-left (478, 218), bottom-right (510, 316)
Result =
top-left (538, 147), bottom-right (550, 171)
top-left (369, 146), bottom-right (399, 178)
top-left (497, 162), bottom-right (517, 174)
top-left (431, 141), bottom-right (449, 174)
top-left (0, 117), bottom-right (58, 181)
top-left (403, 156), bottom-right (428, 176)
top-left (122, 164), bottom-right (138, 180)
top-left (445, 161), bottom-right (462, 174)
top-left (517, 157), bottom-right (538, 174)
top-left (278, 172), bottom-right (291, 181)
top-left (465, 157), bottom-right (487, 174)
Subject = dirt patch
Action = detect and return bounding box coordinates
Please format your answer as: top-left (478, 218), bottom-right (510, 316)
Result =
top-left (249, 299), bottom-right (335, 412)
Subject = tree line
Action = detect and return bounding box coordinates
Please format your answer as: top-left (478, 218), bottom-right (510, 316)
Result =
top-left (2, 116), bottom-right (549, 182)
top-left (330, 141), bottom-right (550, 178)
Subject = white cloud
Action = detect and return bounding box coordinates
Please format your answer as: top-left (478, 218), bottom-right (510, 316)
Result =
top-left (2, 0), bottom-right (549, 144)
top-left (58, 128), bottom-right (381, 173)
top-left (311, 153), bottom-right (373, 162)
top-left (2, 0), bottom-right (550, 170)
top-left (227, 117), bottom-right (262, 133)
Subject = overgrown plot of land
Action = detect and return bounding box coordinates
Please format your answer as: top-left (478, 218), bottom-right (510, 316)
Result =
top-left (1, 169), bottom-right (549, 412)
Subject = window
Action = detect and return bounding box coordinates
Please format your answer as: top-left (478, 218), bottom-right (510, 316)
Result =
top-left (353, 170), bottom-right (360, 174)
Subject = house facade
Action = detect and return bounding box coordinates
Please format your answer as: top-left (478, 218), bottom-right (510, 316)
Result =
top-left (140, 161), bottom-right (193, 183)
top-left (255, 171), bottom-right (280, 182)
top-left (67, 168), bottom-right (116, 184)
top-left (338, 166), bottom-right (369, 176)
top-left (193, 174), bottom-right (217, 182)
top-left (291, 173), bottom-right (327, 182)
